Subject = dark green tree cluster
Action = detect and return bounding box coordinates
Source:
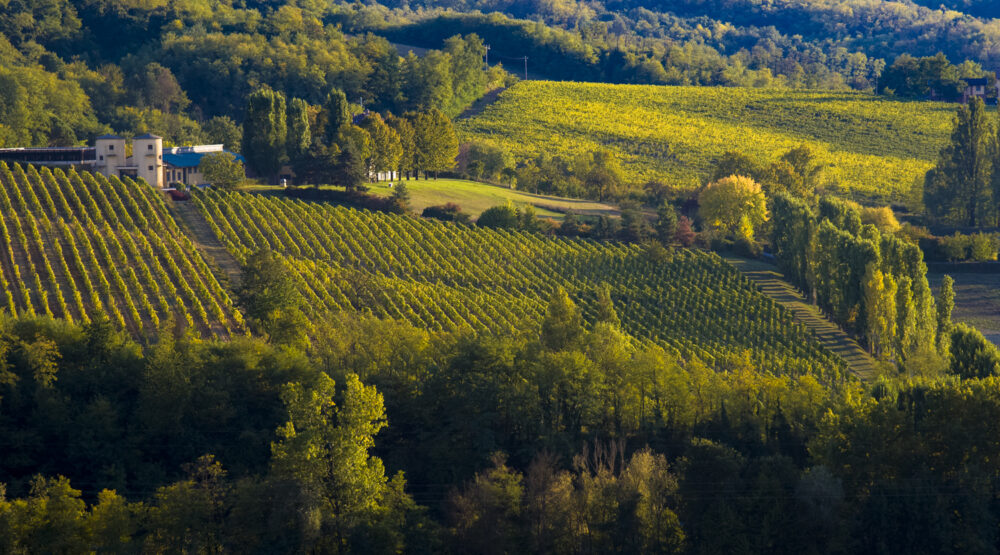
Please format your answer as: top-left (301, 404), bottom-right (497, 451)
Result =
top-left (772, 194), bottom-right (940, 364)
top-left (924, 97), bottom-right (1000, 227)
top-left (878, 53), bottom-right (985, 99)
top-left (243, 85), bottom-right (458, 186)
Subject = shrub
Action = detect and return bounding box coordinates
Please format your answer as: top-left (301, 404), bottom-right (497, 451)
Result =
top-left (969, 232), bottom-right (998, 261)
top-left (939, 233), bottom-right (969, 261)
top-left (477, 204), bottom-right (520, 229)
top-left (423, 203), bottom-right (471, 224)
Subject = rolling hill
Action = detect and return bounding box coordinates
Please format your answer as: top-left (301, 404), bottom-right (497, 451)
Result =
top-left (458, 81), bottom-right (956, 202)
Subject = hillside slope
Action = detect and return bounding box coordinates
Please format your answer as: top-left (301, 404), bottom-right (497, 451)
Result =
top-left (193, 189), bottom-right (846, 376)
top-left (459, 81), bottom-right (954, 201)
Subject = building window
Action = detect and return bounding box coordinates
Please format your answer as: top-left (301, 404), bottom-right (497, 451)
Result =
top-left (148, 166), bottom-right (153, 171)
top-left (147, 144), bottom-right (153, 150)
top-left (108, 145), bottom-right (114, 151)
top-left (99, 155), bottom-right (103, 161)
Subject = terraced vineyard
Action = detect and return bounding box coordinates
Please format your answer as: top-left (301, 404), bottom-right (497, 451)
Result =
top-left (195, 189), bottom-right (845, 377)
top-left (459, 81), bottom-right (955, 201)
top-left (0, 163), bottom-right (244, 338)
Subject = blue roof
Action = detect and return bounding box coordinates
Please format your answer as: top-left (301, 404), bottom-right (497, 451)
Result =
top-left (163, 150), bottom-right (245, 168)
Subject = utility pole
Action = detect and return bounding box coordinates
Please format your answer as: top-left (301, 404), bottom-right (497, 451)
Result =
top-left (485, 44), bottom-right (490, 67)
top-left (522, 56), bottom-right (528, 80)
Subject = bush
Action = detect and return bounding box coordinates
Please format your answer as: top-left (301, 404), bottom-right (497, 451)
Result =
top-left (477, 204), bottom-right (520, 229)
top-left (423, 203), bottom-right (471, 224)
top-left (734, 236), bottom-right (762, 258)
top-left (969, 232), bottom-right (998, 261)
top-left (939, 233), bottom-right (970, 261)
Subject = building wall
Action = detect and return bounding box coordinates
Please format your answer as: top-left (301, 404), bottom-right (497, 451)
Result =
top-left (165, 166), bottom-right (204, 186)
top-left (94, 137), bottom-right (126, 178)
top-left (133, 137), bottom-right (163, 188)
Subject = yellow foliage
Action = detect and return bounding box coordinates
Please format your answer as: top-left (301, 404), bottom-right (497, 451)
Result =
top-left (861, 206), bottom-right (901, 233)
top-left (698, 175), bottom-right (768, 236)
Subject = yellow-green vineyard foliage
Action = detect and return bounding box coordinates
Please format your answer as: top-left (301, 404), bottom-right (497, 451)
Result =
top-left (195, 189), bottom-right (845, 377)
top-left (458, 81), bottom-right (956, 201)
top-left (0, 163), bottom-right (244, 338)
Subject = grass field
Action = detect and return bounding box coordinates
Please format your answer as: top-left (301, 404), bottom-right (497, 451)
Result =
top-left (458, 81), bottom-right (957, 202)
top-left (365, 178), bottom-right (620, 218)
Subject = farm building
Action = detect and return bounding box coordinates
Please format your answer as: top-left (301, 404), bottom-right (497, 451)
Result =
top-left (0, 135), bottom-right (243, 188)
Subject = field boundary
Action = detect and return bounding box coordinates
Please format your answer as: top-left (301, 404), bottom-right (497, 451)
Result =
top-left (722, 254), bottom-right (877, 381)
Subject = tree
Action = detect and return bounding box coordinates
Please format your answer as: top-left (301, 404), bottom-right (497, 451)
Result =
top-left (202, 116), bottom-right (242, 153)
top-left (322, 88), bottom-right (351, 145)
top-left (540, 287), bottom-right (583, 351)
top-left (595, 284), bottom-right (621, 328)
top-left (294, 143), bottom-right (339, 186)
top-left (924, 97), bottom-right (993, 227)
top-left (386, 114), bottom-right (416, 179)
top-left (334, 141), bottom-right (367, 192)
top-left (390, 183), bottom-right (411, 213)
top-left (270, 372), bottom-right (401, 552)
top-left (235, 249), bottom-right (305, 343)
top-left (360, 113), bottom-right (402, 179)
top-left (949, 323), bottom-right (1000, 379)
top-left (198, 151), bottom-right (245, 190)
top-left (286, 97), bottom-right (312, 161)
top-left (674, 216), bottom-right (696, 247)
top-left (656, 202), bottom-right (679, 244)
top-left (699, 175), bottom-right (768, 237)
top-left (937, 275), bottom-right (955, 353)
top-left (411, 108), bottom-right (458, 178)
top-left (242, 88), bottom-right (287, 179)
top-left (712, 150), bottom-right (762, 183)
top-left (477, 204), bottom-right (520, 229)
top-left (864, 263), bottom-right (897, 360)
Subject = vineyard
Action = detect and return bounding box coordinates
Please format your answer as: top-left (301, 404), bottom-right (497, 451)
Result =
top-left (458, 81), bottom-right (955, 201)
top-left (194, 189), bottom-right (845, 376)
top-left (0, 162), bottom-right (244, 338)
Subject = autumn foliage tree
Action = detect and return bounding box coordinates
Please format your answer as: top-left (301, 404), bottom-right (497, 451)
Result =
top-left (698, 175), bottom-right (768, 239)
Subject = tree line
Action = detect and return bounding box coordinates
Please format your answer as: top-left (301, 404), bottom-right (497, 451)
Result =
top-left (239, 86), bottom-right (459, 186)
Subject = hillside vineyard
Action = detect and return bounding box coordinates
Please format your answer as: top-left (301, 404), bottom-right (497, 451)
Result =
top-left (194, 189), bottom-right (844, 377)
top-left (0, 162), bottom-right (244, 337)
top-left (459, 81), bottom-right (955, 201)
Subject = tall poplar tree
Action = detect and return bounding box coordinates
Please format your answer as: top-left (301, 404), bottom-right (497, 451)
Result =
top-left (286, 97), bottom-right (311, 160)
top-left (323, 88), bottom-right (351, 146)
top-left (925, 97), bottom-right (994, 227)
top-left (242, 88), bottom-right (287, 179)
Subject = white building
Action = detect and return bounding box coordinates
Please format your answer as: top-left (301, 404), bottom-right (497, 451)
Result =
top-left (0, 135), bottom-right (242, 189)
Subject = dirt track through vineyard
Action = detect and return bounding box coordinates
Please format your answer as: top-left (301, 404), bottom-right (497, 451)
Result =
top-left (723, 254), bottom-right (878, 381)
top-left (167, 198), bottom-right (242, 285)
